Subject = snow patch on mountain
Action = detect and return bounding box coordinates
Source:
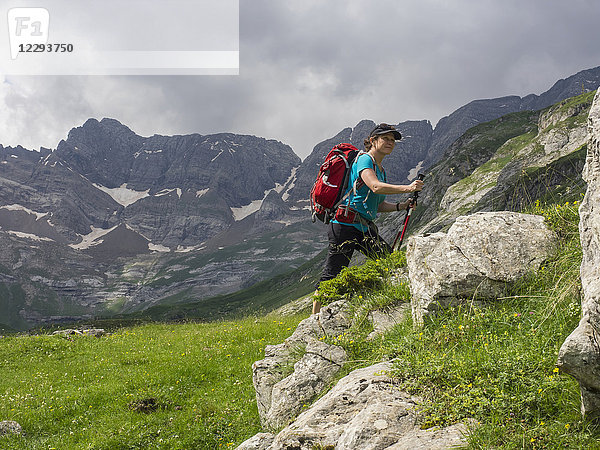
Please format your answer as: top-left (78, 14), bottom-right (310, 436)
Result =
top-left (280, 167), bottom-right (298, 201)
top-left (155, 188), bottom-right (182, 199)
top-left (93, 183), bottom-right (150, 207)
top-left (0, 204), bottom-right (48, 220)
top-left (231, 166), bottom-right (299, 220)
top-left (6, 230), bottom-right (53, 242)
top-left (148, 243), bottom-right (170, 252)
top-left (70, 225), bottom-right (118, 250)
top-left (407, 160), bottom-right (425, 181)
top-left (211, 149), bottom-right (224, 162)
top-left (175, 245), bottom-right (196, 253)
top-left (231, 198), bottom-right (264, 221)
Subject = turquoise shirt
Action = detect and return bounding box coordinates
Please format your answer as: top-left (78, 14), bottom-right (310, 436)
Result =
top-left (332, 153), bottom-right (386, 232)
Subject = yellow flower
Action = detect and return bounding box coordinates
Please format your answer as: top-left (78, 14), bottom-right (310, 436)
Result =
top-left (553, 367), bottom-right (559, 373)
top-left (565, 423), bottom-right (570, 430)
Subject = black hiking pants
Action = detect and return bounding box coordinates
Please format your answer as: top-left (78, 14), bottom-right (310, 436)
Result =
top-left (317, 221), bottom-right (392, 288)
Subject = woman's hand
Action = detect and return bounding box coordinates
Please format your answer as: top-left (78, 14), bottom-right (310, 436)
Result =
top-left (410, 178), bottom-right (424, 192)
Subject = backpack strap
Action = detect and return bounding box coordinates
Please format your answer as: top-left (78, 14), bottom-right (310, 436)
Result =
top-left (339, 151), bottom-right (384, 216)
top-left (354, 152), bottom-right (385, 206)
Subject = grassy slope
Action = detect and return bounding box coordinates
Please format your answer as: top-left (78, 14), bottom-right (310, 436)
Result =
top-left (0, 315), bottom-right (305, 449)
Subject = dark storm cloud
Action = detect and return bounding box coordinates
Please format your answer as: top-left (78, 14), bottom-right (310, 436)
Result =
top-left (1, 0), bottom-right (599, 159)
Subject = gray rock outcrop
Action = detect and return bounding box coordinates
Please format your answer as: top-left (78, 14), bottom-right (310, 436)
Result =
top-left (239, 362), bottom-right (470, 450)
top-left (367, 303), bottom-right (411, 340)
top-left (252, 301), bottom-right (350, 430)
top-left (407, 212), bottom-right (557, 325)
top-left (0, 420), bottom-right (22, 436)
top-left (557, 88), bottom-right (600, 420)
top-left (52, 328), bottom-right (107, 337)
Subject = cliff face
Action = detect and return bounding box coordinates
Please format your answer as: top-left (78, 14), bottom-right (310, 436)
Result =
top-left (558, 89), bottom-right (600, 420)
top-left (1, 118), bottom-right (301, 248)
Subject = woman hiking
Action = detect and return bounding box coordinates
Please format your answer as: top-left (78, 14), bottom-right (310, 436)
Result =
top-left (312, 123), bottom-right (424, 315)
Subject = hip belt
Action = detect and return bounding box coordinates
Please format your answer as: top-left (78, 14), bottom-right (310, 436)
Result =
top-left (334, 207), bottom-right (377, 232)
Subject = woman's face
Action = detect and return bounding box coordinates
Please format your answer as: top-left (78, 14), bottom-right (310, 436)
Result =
top-left (372, 132), bottom-right (396, 154)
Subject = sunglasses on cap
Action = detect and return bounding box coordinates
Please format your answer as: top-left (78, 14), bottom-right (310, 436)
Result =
top-left (369, 123), bottom-right (402, 140)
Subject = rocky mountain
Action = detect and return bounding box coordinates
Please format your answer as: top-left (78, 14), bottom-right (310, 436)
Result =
top-left (1, 67), bottom-right (599, 331)
top-left (0, 122), bottom-right (315, 330)
top-left (422, 65), bottom-right (600, 169)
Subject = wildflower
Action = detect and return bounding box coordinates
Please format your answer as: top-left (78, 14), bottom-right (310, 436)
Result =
top-left (565, 423), bottom-right (570, 430)
top-left (553, 367), bottom-right (559, 373)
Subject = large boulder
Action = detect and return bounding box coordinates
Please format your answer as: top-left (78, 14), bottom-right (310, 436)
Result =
top-left (557, 89), bottom-right (600, 420)
top-left (252, 301), bottom-right (349, 430)
top-left (239, 362), bottom-right (470, 450)
top-left (407, 211), bottom-right (557, 325)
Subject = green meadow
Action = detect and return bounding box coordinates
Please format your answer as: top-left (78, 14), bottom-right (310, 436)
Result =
top-left (0, 316), bottom-right (303, 449)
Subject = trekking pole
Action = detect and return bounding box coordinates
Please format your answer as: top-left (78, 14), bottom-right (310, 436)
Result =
top-left (392, 173), bottom-right (425, 251)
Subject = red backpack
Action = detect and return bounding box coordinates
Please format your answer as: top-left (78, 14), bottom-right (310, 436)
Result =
top-left (310, 143), bottom-right (360, 223)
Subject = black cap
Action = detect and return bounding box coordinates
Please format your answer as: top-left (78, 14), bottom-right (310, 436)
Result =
top-left (369, 123), bottom-right (402, 140)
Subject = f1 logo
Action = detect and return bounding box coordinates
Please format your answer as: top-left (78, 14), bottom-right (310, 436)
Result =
top-left (7, 8), bottom-right (50, 59)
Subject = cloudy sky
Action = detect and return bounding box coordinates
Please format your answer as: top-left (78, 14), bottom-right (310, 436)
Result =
top-left (1, 0), bottom-right (599, 160)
